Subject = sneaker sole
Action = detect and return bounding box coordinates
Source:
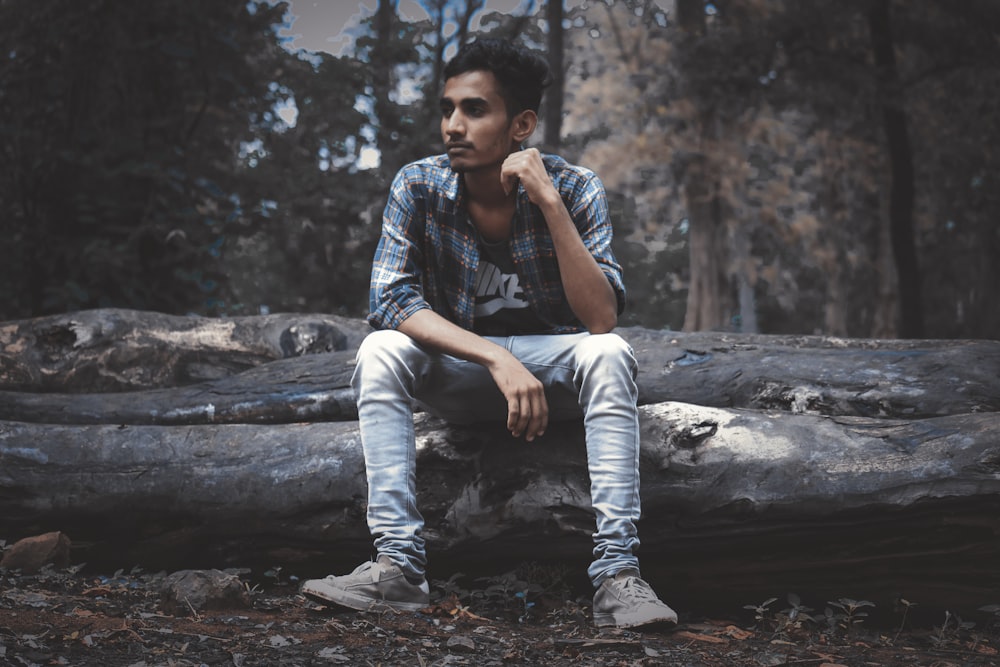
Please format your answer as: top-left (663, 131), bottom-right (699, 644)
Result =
top-left (301, 581), bottom-right (428, 613)
top-left (593, 611), bottom-right (678, 629)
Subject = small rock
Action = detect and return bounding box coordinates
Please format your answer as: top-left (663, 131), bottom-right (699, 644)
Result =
top-left (446, 635), bottom-right (476, 652)
top-left (159, 569), bottom-right (250, 615)
top-left (0, 532), bottom-right (71, 573)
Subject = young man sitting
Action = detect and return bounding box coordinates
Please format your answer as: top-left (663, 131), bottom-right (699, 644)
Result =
top-left (301, 38), bottom-right (677, 630)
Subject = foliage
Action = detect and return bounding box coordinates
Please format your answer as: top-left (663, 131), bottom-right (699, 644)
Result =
top-left (930, 610), bottom-right (977, 648)
top-left (433, 561), bottom-right (571, 625)
top-left (743, 593), bottom-right (817, 637)
top-left (6, 564), bottom-right (1000, 665)
top-left (2, 0), bottom-right (998, 340)
top-left (226, 46), bottom-right (379, 316)
top-left (743, 595), bottom-right (779, 630)
top-left (564, 0), bottom-right (1000, 338)
top-left (0, 0), bottom-right (290, 318)
top-left (826, 597), bottom-right (875, 636)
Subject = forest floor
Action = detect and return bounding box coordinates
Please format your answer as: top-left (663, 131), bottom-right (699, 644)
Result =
top-left (2, 562), bottom-right (1000, 667)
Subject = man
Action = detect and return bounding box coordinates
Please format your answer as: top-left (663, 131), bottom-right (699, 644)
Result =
top-left (301, 38), bottom-right (677, 630)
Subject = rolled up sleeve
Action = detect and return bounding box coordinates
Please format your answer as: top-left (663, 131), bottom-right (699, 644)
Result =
top-left (367, 173), bottom-right (431, 330)
top-left (571, 173), bottom-right (627, 315)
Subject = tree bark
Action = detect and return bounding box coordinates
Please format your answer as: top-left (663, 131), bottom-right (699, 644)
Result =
top-left (1, 308), bottom-right (998, 611)
top-left (4, 319), bottom-right (998, 423)
top-left (0, 308), bottom-right (370, 393)
top-left (543, 0), bottom-right (564, 151)
top-left (870, 0), bottom-right (922, 337)
top-left (679, 150), bottom-right (733, 332)
top-left (1, 406), bottom-right (998, 608)
top-left (676, 0), bottom-right (706, 34)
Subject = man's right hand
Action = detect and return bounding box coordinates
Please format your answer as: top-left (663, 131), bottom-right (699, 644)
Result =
top-left (486, 352), bottom-right (549, 442)
top-left (398, 309), bottom-right (548, 441)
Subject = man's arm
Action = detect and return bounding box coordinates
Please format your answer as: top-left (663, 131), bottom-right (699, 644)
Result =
top-left (397, 309), bottom-right (549, 441)
top-left (501, 149), bottom-right (618, 334)
top-left (370, 165), bottom-right (548, 441)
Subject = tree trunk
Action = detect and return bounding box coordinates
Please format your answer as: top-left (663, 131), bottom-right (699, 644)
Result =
top-left (544, 0), bottom-right (564, 151)
top-left (680, 152), bottom-right (732, 332)
top-left (676, 0), bottom-right (706, 34)
top-left (372, 0), bottom-right (401, 175)
top-left (455, 0), bottom-right (483, 49)
top-left (870, 0), bottom-right (922, 337)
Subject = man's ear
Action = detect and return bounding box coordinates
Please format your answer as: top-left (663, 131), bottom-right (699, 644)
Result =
top-left (511, 109), bottom-right (537, 144)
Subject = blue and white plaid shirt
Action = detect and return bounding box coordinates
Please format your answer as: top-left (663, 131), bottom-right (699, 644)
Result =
top-left (367, 153), bottom-right (626, 334)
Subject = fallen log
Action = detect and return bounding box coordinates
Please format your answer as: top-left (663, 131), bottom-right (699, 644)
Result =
top-left (623, 327), bottom-right (1000, 417)
top-left (2, 308), bottom-right (999, 614)
top-left (0, 308), bottom-right (371, 392)
top-left (1, 405), bottom-right (998, 610)
top-left (0, 351), bottom-right (360, 425)
top-left (2, 326), bottom-right (999, 423)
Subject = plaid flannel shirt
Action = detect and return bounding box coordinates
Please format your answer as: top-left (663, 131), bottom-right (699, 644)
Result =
top-left (367, 153), bottom-right (626, 334)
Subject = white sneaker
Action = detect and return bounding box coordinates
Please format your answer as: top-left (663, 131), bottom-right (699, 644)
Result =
top-left (301, 556), bottom-right (430, 612)
top-left (592, 569), bottom-right (678, 629)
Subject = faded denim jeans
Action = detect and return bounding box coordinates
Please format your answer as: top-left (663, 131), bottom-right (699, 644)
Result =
top-left (351, 328), bottom-right (643, 587)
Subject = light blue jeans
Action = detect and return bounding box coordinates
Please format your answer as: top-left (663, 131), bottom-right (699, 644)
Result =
top-left (351, 328), bottom-right (642, 587)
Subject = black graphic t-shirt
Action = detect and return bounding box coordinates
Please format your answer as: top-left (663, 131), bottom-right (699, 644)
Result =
top-left (473, 234), bottom-right (547, 336)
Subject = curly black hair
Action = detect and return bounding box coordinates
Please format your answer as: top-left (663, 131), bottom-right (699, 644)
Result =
top-left (443, 38), bottom-right (551, 117)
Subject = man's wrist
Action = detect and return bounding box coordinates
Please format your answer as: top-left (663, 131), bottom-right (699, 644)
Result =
top-left (535, 187), bottom-right (563, 213)
top-left (480, 341), bottom-right (515, 371)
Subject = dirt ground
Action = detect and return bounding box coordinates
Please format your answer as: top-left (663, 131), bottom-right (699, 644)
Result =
top-left (2, 562), bottom-right (999, 667)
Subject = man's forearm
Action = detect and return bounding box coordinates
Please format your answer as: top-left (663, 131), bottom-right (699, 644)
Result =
top-left (396, 308), bottom-right (549, 441)
top-left (537, 196), bottom-right (618, 333)
top-left (500, 148), bottom-right (618, 334)
top-left (396, 308), bottom-right (509, 368)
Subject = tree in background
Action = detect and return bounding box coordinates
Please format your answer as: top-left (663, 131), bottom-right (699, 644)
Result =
top-left (2, 0), bottom-right (998, 340)
top-left (896, 0), bottom-right (1000, 340)
top-left (544, 0), bottom-right (565, 151)
top-left (0, 0), bottom-right (289, 318)
top-left (869, 0), bottom-right (919, 338)
top-left (224, 44), bottom-right (376, 316)
top-left (560, 0), bottom-right (689, 330)
top-left (564, 0), bottom-right (1000, 339)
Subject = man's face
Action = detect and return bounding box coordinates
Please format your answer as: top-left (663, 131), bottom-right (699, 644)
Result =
top-left (439, 70), bottom-right (515, 173)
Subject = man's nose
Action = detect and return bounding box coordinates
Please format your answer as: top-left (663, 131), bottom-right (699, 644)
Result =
top-left (445, 112), bottom-right (465, 135)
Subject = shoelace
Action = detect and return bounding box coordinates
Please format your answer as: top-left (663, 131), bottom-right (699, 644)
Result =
top-left (614, 576), bottom-right (660, 603)
top-left (351, 561), bottom-right (376, 575)
top-left (327, 560), bottom-right (381, 580)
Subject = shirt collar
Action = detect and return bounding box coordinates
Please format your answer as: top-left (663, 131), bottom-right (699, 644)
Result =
top-left (441, 157), bottom-right (461, 201)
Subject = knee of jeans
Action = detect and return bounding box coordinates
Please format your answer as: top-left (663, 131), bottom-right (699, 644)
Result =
top-left (354, 329), bottom-right (422, 385)
top-left (576, 333), bottom-right (636, 373)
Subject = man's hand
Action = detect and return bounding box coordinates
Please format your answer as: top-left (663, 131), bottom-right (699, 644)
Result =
top-left (398, 309), bottom-right (549, 441)
top-left (500, 147), bottom-right (619, 334)
top-left (501, 148), bottom-right (559, 207)
top-left (486, 351), bottom-right (548, 442)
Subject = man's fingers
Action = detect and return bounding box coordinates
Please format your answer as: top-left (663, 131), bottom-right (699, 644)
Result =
top-left (491, 355), bottom-right (546, 440)
top-left (500, 157), bottom-right (521, 196)
top-left (507, 388), bottom-right (548, 442)
top-left (524, 395), bottom-right (548, 442)
top-left (501, 148), bottom-right (542, 196)
top-left (507, 396), bottom-right (527, 437)
top-left (501, 173), bottom-right (518, 196)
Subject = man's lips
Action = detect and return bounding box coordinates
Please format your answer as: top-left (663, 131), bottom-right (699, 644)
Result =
top-left (446, 142), bottom-right (473, 151)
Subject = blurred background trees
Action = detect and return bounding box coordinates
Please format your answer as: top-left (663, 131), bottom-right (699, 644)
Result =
top-left (1, 0), bottom-right (997, 339)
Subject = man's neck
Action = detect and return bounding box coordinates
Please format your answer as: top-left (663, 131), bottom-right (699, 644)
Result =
top-left (460, 163), bottom-right (518, 243)
top-left (461, 165), bottom-right (511, 208)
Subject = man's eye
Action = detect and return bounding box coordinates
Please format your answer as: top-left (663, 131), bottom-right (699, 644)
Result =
top-left (440, 106), bottom-right (453, 117)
